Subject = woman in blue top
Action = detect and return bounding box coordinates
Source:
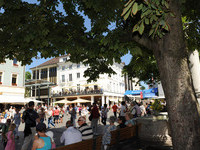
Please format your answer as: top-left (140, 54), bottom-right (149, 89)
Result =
top-left (32, 123), bottom-right (52, 150)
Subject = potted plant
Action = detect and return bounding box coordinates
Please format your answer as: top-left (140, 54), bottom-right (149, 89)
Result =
top-left (151, 99), bottom-right (164, 116)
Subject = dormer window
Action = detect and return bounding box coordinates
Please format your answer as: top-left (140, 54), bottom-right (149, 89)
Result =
top-left (13, 58), bottom-right (18, 66)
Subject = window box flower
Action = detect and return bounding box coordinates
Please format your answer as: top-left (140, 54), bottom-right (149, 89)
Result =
top-left (0, 82), bottom-right (2, 84)
top-left (12, 83), bottom-right (17, 86)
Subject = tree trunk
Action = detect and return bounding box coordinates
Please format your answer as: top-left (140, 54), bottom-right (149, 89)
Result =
top-left (152, 1), bottom-right (200, 149)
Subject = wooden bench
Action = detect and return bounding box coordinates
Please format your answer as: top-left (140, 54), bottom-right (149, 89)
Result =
top-left (55, 136), bottom-right (102, 150)
top-left (55, 124), bottom-right (140, 150)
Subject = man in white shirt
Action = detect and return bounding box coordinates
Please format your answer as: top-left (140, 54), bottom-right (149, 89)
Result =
top-left (60, 120), bottom-right (82, 145)
top-left (120, 101), bottom-right (126, 117)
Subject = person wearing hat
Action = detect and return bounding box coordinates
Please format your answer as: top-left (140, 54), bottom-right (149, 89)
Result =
top-left (21, 101), bottom-right (40, 150)
top-left (32, 123), bottom-right (52, 150)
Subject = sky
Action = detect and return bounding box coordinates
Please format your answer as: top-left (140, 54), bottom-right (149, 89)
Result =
top-left (24, 0), bottom-right (147, 89)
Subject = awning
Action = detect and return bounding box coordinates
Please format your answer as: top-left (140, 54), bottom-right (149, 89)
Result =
top-left (0, 95), bottom-right (43, 104)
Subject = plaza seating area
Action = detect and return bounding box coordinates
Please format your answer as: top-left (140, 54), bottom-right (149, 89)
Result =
top-left (55, 124), bottom-right (140, 150)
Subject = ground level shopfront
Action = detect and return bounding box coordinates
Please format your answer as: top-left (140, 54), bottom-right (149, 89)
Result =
top-left (51, 91), bottom-right (124, 106)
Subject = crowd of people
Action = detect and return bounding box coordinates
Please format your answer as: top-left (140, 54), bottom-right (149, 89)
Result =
top-left (0, 100), bottom-right (154, 150)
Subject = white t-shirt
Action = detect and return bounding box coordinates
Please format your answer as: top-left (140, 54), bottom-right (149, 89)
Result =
top-left (120, 105), bottom-right (126, 116)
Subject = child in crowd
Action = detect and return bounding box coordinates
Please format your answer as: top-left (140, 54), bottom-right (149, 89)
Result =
top-left (5, 123), bottom-right (16, 150)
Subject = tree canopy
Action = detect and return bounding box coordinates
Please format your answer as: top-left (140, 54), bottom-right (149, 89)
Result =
top-left (0, 0), bottom-right (199, 82)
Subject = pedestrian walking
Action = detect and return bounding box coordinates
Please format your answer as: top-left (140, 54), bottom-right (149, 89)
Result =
top-left (112, 103), bottom-right (118, 117)
top-left (91, 103), bottom-right (100, 135)
top-left (12, 108), bottom-right (21, 139)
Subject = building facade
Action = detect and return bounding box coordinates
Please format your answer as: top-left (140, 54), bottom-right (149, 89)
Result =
top-left (0, 58), bottom-right (25, 102)
top-left (30, 55), bottom-right (139, 106)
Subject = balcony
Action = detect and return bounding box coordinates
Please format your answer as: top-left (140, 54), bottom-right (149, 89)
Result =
top-left (52, 89), bottom-right (103, 97)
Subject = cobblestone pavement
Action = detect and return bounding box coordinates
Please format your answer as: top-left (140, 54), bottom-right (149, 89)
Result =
top-left (0, 110), bottom-right (114, 150)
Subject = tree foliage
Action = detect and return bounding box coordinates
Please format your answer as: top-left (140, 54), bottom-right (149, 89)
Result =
top-left (25, 71), bottom-right (31, 80)
top-left (0, 0), bottom-right (199, 82)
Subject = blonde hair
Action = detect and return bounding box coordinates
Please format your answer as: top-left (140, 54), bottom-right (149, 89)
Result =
top-left (8, 123), bottom-right (16, 131)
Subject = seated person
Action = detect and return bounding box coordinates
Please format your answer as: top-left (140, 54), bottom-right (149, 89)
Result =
top-left (117, 116), bottom-right (126, 129)
top-left (78, 116), bottom-right (93, 140)
top-left (102, 116), bottom-right (117, 149)
top-left (32, 123), bottom-right (52, 150)
top-left (60, 120), bottom-right (82, 145)
top-left (125, 112), bottom-right (136, 127)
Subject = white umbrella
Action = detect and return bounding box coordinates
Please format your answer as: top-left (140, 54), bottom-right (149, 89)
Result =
top-left (73, 98), bottom-right (91, 103)
top-left (53, 99), bottom-right (71, 104)
top-left (26, 98), bottom-right (44, 103)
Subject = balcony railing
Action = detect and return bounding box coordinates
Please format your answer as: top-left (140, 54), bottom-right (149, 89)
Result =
top-left (52, 89), bottom-right (103, 97)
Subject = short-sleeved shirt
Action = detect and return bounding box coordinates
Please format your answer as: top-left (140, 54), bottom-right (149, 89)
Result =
top-left (120, 105), bottom-right (126, 116)
top-left (22, 109), bottom-right (39, 127)
top-left (112, 105), bottom-right (118, 112)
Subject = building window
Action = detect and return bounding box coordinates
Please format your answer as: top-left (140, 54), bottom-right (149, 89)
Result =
top-left (69, 74), bottom-right (72, 81)
top-left (0, 72), bottom-right (2, 84)
top-left (77, 73), bottom-right (80, 78)
top-left (12, 74), bottom-right (17, 86)
top-left (62, 66), bottom-right (65, 71)
top-left (69, 65), bottom-right (72, 69)
top-left (13, 58), bottom-right (18, 66)
top-left (62, 75), bottom-right (65, 82)
top-left (77, 64), bottom-right (80, 68)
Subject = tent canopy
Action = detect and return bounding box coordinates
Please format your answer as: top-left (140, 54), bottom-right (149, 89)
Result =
top-left (53, 98), bottom-right (91, 104)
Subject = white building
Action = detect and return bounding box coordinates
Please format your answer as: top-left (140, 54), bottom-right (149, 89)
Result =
top-left (0, 58), bottom-right (25, 103)
top-left (30, 55), bottom-right (139, 106)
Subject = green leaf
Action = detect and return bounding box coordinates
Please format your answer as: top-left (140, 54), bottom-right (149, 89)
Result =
top-left (124, 0), bottom-right (134, 7)
top-left (124, 8), bottom-right (132, 20)
top-left (132, 24), bottom-right (139, 32)
top-left (163, 23), bottom-right (170, 31)
top-left (131, 2), bottom-right (138, 15)
top-left (149, 28), bottom-right (154, 36)
top-left (170, 12), bottom-right (176, 17)
top-left (121, 1), bottom-right (134, 16)
top-left (145, 18), bottom-right (149, 25)
top-left (139, 22), bottom-right (144, 35)
top-left (138, 4), bottom-right (143, 11)
top-left (164, 1), bottom-right (169, 9)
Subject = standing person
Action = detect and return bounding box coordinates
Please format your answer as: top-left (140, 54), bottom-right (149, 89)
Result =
top-left (2, 119), bottom-right (11, 148)
top-left (46, 107), bottom-right (55, 128)
top-left (32, 123), bottom-right (52, 150)
top-left (5, 123), bottom-right (16, 150)
top-left (120, 101), bottom-right (126, 118)
top-left (101, 104), bottom-right (109, 125)
top-left (112, 103), bottom-right (118, 117)
top-left (69, 104), bottom-right (76, 126)
top-left (39, 108), bottom-right (46, 123)
top-left (12, 108), bottom-right (21, 139)
top-left (21, 101), bottom-right (40, 150)
top-left (139, 102), bottom-right (146, 117)
top-left (53, 107), bottom-right (60, 124)
top-left (60, 120), bottom-right (82, 145)
top-left (91, 103), bottom-right (100, 135)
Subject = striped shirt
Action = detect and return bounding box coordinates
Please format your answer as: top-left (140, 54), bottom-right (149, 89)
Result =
top-left (78, 123), bottom-right (93, 140)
